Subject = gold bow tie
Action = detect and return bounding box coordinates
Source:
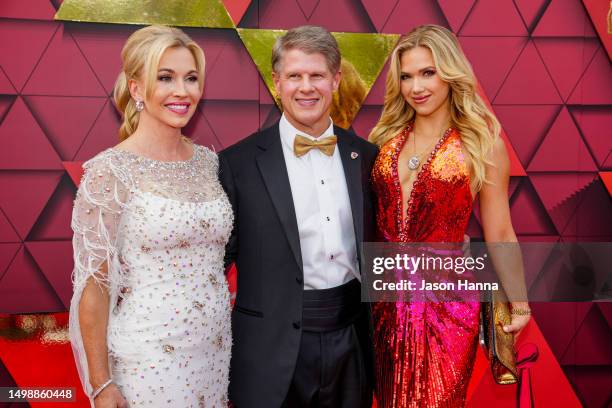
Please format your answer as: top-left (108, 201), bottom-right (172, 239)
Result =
top-left (293, 135), bottom-right (337, 157)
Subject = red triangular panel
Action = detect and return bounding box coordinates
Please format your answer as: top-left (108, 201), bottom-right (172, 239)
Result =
top-left (459, 37), bottom-right (526, 100)
top-left (567, 48), bottom-right (612, 105)
top-left (0, 209), bottom-right (20, 243)
top-left (516, 235), bottom-right (561, 290)
top-left (530, 173), bottom-right (598, 233)
top-left (27, 176), bottom-right (75, 241)
top-left (50, 0), bottom-right (63, 8)
top-left (570, 107), bottom-right (612, 168)
top-left (249, 0), bottom-right (306, 28)
top-left (382, 0), bottom-right (449, 34)
top-left (476, 84), bottom-right (526, 176)
top-left (183, 107), bottom-right (223, 152)
top-left (603, 153), bottom-right (612, 170)
top-left (532, 0), bottom-right (597, 37)
top-left (0, 20), bottom-right (58, 91)
top-left (259, 103), bottom-right (282, 129)
top-left (531, 303), bottom-right (592, 361)
top-left (560, 178), bottom-right (612, 238)
top-left (437, 0), bottom-right (474, 33)
top-left (465, 211), bottom-right (482, 239)
top-left (529, 173), bottom-right (598, 215)
top-left (63, 161), bottom-right (85, 187)
top-left (22, 26), bottom-right (106, 96)
top-left (302, 0), bottom-right (376, 32)
top-left (563, 366), bottom-right (612, 408)
top-left (459, 0), bottom-right (527, 35)
top-left (495, 41), bottom-right (562, 104)
top-left (582, 0), bottom-right (612, 60)
top-left (0, 246), bottom-right (64, 313)
top-left (252, 0), bottom-right (372, 32)
top-left (0, 172), bottom-right (63, 240)
top-left (257, 76), bottom-right (276, 105)
top-left (0, 359), bottom-right (18, 391)
top-left (73, 100), bottom-right (121, 161)
top-left (0, 243), bottom-right (21, 281)
top-left (0, 0), bottom-right (56, 20)
top-left (466, 176), bottom-right (524, 233)
top-left (514, 0), bottom-right (549, 30)
top-left (222, 0), bottom-right (252, 25)
top-left (25, 96), bottom-right (106, 161)
top-left (600, 172), bottom-right (612, 197)
top-left (187, 29), bottom-right (235, 89)
top-left (361, 0), bottom-right (400, 33)
top-left (0, 68), bottom-right (16, 95)
top-left (0, 96), bottom-right (15, 125)
top-left (534, 38), bottom-right (599, 102)
top-left (494, 105), bottom-right (561, 168)
top-left (528, 107), bottom-right (597, 172)
top-left (26, 241), bottom-right (74, 310)
top-left (597, 303), bottom-right (612, 329)
top-left (362, 60), bottom-right (388, 106)
top-left (204, 32), bottom-right (259, 101)
top-left (508, 177), bottom-right (522, 199)
top-left (70, 25), bottom-right (133, 95)
top-left (0, 97), bottom-right (63, 170)
top-left (351, 105), bottom-right (383, 141)
top-left (201, 100), bottom-right (260, 148)
top-left (509, 178), bottom-right (558, 235)
top-left (561, 305), bottom-right (612, 365)
top-left (296, 0), bottom-right (321, 19)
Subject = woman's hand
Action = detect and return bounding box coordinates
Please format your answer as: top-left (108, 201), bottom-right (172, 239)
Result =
top-left (94, 383), bottom-right (128, 408)
top-left (503, 301), bottom-right (531, 343)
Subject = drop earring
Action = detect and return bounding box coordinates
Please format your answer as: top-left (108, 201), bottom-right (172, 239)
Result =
top-left (135, 100), bottom-right (144, 112)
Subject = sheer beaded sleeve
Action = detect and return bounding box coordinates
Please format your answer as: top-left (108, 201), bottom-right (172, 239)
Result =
top-left (69, 152), bottom-right (130, 399)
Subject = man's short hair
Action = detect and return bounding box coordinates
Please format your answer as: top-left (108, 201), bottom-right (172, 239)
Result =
top-left (272, 25), bottom-right (341, 74)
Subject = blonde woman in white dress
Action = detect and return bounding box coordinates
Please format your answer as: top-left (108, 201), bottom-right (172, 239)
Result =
top-left (69, 25), bottom-right (233, 408)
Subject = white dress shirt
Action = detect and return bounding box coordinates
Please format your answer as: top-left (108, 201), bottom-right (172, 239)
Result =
top-left (279, 114), bottom-right (359, 290)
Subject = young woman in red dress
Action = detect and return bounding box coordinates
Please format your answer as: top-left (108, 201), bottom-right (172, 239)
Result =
top-left (368, 25), bottom-right (531, 407)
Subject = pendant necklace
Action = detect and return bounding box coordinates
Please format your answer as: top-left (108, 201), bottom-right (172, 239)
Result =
top-left (407, 130), bottom-right (439, 171)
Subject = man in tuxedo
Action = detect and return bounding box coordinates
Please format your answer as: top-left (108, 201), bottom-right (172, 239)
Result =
top-left (218, 25), bottom-right (378, 407)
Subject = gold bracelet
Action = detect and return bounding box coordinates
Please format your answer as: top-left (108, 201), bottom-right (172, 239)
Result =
top-left (511, 308), bottom-right (531, 316)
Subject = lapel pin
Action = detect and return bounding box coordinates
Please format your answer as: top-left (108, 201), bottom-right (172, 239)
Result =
top-left (351, 152), bottom-right (359, 159)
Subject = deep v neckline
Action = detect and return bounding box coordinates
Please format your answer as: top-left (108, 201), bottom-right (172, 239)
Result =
top-left (393, 125), bottom-right (453, 237)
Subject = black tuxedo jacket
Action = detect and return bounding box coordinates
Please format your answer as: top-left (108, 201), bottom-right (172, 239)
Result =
top-left (218, 122), bottom-right (378, 407)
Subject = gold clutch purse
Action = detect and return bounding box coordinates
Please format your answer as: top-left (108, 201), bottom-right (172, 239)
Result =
top-left (480, 291), bottom-right (518, 384)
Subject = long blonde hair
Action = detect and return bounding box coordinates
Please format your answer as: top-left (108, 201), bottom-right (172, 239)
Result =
top-left (113, 25), bottom-right (205, 141)
top-left (368, 24), bottom-right (500, 191)
top-left (331, 58), bottom-right (367, 129)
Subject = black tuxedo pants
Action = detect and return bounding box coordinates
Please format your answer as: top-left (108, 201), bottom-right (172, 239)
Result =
top-left (282, 280), bottom-right (373, 408)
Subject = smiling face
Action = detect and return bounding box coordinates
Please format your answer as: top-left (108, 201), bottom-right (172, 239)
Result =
top-left (400, 46), bottom-right (450, 120)
top-left (132, 46), bottom-right (202, 130)
top-left (272, 48), bottom-right (340, 137)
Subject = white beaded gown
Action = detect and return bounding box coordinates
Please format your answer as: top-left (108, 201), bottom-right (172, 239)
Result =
top-left (69, 144), bottom-right (233, 407)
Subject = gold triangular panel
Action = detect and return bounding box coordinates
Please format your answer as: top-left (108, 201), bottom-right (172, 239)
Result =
top-left (237, 29), bottom-right (285, 104)
top-left (55, 0), bottom-right (234, 28)
top-left (238, 28), bottom-right (399, 129)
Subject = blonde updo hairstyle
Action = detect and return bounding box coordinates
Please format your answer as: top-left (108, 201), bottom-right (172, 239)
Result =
top-left (368, 24), bottom-right (500, 192)
top-left (113, 25), bottom-right (205, 141)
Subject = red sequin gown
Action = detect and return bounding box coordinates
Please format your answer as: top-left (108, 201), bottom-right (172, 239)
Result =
top-left (371, 125), bottom-right (480, 407)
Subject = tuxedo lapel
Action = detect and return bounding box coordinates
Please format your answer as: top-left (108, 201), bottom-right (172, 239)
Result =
top-left (255, 125), bottom-right (303, 273)
top-left (336, 129), bottom-right (364, 245)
